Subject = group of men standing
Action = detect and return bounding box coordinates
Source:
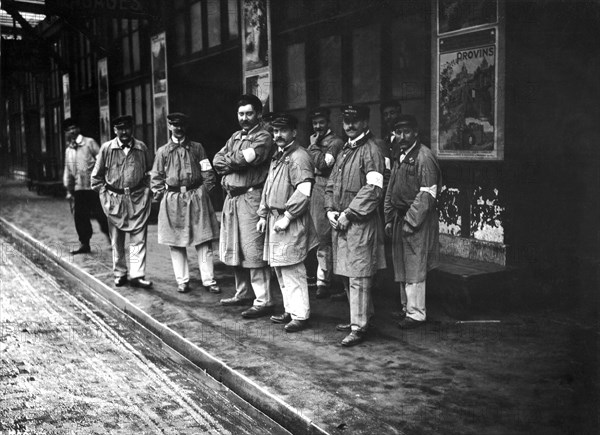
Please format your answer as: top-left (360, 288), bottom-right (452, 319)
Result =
top-left (63, 92), bottom-right (440, 347)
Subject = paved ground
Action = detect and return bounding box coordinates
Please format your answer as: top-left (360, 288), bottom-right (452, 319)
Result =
top-left (1, 180), bottom-right (598, 434)
top-left (0, 233), bottom-right (289, 435)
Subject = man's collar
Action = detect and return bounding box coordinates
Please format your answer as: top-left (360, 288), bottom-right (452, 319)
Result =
top-left (345, 130), bottom-right (372, 149)
top-left (113, 137), bottom-right (136, 149)
top-left (75, 134), bottom-right (83, 145)
top-left (171, 135), bottom-right (186, 144)
top-left (239, 122), bottom-right (261, 138)
top-left (273, 140), bottom-right (298, 160)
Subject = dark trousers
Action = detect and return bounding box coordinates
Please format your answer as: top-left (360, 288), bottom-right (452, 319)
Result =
top-left (73, 190), bottom-right (109, 245)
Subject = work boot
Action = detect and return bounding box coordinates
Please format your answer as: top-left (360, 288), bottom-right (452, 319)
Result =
top-left (70, 244), bottom-right (91, 255)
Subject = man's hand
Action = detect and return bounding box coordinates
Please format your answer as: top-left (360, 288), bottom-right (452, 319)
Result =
top-left (65, 192), bottom-right (73, 200)
top-left (273, 215), bottom-right (290, 233)
top-left (327, 211), bottom-right (339, 229)
top-left (337, 212), bottom-right (350, 231)
top-left (385, 223), bottom-right (393, 237)
top-left (256, 217), bottom-right (267, 233)
top-left (402, 222), bottom-right (414, 235)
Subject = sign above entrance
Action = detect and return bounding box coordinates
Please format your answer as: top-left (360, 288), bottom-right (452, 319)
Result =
top-left (47, 0), bottom-right (158, 18)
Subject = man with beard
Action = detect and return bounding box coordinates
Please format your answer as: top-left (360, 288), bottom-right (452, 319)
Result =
top-left (256, 113), bottom-right (318, 332)
top-left (306, 107), bottom-right (344, 299)
top-left (325, 105), bottom-right (387, 347)
top-left (384, 115), bottom-right (441, 328)
top-left (213, 94), bottom-right (275, 319)
top-left (91, 115), bottom-right (153, 289)
top-left (151, 112), bottom-right (221, 294)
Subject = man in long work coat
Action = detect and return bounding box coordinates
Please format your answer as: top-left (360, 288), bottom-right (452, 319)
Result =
top-left (151, 112), bottom-right (221, 294)
top-left (325, 105), bottom-right (387, 347)
top-left (91, 115), bottom-right (153, 289)
top-left (306, 107), bottom-right (344, 299)
top-left (384, 115), bottom-right (441, 328)
top-left (256, 113), bottom-right (318, 333)
top-left (213, 94), bottom-right (275, 319)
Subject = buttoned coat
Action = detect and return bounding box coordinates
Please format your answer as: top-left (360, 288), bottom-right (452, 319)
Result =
top-left (151, 139), bottom-right (219, 247)
top-left (91, 138), bottom-right (153, 231)
top-left (325, 132), bottom-right (387, 278)
top-left (384, 142), bottom-right (441, 282)
top-left (63, 135), bottom-right (100, 191)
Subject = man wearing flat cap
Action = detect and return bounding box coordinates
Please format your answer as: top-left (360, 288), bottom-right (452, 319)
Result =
top-left (213, 94), bottom-right (275, 318)
top-left (256, 113), bottom-right (318, 332)
top-left (62, 117), bottom-right (109, 254)
top-left (306, 107), bottom-right (344, 299)
top-left (91, 115), bottom-right (154, 289)
top-left (325, 104), bottom-right (387, 347)
top-left (151, 112), bottom-right (221, 294)
top-left (384, 114), bottom-right (440, 329)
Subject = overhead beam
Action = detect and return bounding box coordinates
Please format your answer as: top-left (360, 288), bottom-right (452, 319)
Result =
top-left (5, 1), bottom-right (46, 15)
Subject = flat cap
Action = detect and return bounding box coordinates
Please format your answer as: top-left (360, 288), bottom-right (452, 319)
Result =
top-left (342, 104), bottom-right (369, 121)
top-left (112, 115), bottom-right (134, 128)
top-left (394, 114), bottom-right (418, 130)
top-left (63, 118), bottom-right (78, 131)
top-left (270, 112), bottom-right (298, 129)
top-left (167, 112), bottom-right (189, 126)
top-left (262, 112), bottom-right (276, 123)
top-left (309, 107), bottom-right (331, 119)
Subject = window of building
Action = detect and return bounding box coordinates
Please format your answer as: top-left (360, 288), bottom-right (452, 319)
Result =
top-left (191, 1), bottom-right (204, 53)
top-left (114, 18), bottom-right (146, 77)
top-left (318, 35), bottom-right (342, 106)
top-left (207, 0), bottom-right (221, 48)
top-left (284, 42), bottom-right (306, 110)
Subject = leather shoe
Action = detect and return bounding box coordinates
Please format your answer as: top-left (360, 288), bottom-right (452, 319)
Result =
top-left (114, 276), bottom-right (128, 287)
top-left (205, 284), bottom-right (221, 294)
top-left (336, 323), bottom-right (351, 332)
top-left (220, 297), bottom-right (253, 306)
top-left (398, 317), bottom-right (426, 329)
top-left (391, 310), bottom-right (407, 320)
top-left (241, 305), bottom-right (274, 319)
top-left (177, 283), bottom-right (190, 293)
top-left (316, 286), bottom-right (330, 299)
top-left (130, 277), bottom-right (153, 289)
top-left (285, 319), bottom-right (308, 333)
top-left (330, 291), bottom-right (348, 302)
top-left (341, 329), bottom-right (367, 347)
top-left (270, 312), bottom-right (292, 324)
top-left (70, 244), bottom-right (91, 255)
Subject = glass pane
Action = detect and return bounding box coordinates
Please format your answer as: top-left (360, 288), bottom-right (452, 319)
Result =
top-left (176, 13), bottom-right (187, 56)
top-left (391, 16), bottom-right (428, 100)
top-left (122, 36), bottom-right (130, 75)
top-left (145, 83), bottom-right (152, 125)
top-left (191, 2), bottom-right (203, 53)
top-left (228, 0), bottom-right (239, 39)
top-left (352, 24), bottom-right (380, 103)
top-left (132, 30), bottom-right (140, 72)
top-left (125, 88), bottom-right (133, 117)
top-left (135, 85), bottom-right (143, 126)
top-left (318, 35), bottom-right (342, 105)
top-left (207, 0), bottom-right (221, 48)
top-left (285, 43), bottom-right (306, 110)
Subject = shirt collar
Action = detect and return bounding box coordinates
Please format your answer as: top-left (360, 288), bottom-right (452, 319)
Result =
top-left (115, 137), bottom-right (135, 149)
top-left (347, 131), bottom-right (367, 147)
top-left (239, 122), bottom-right (261, 138)
top-left (172, 135), bottom-right (186, 144)
top-left (75, 134), bottom-right (83, 145)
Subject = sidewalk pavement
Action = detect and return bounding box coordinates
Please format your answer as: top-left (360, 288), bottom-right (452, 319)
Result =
top-left (1, 180), bottom-right (597, 435)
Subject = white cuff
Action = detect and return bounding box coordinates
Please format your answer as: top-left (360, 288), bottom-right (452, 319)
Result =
top-left (199, 159), bottom-right (212, 171)
top-left (366, 171), bottom-right (384, 188)
top-left (419, 185), bottom-right (438, 198)
top-left (324, 153), bottom-right (335, 167)
top-left (297, 181), bottom-right (312, 196)
top-left (283, 211), bottom-right (294, 220)
top-left (385, 157), bottom-right (391, 171)
top-left (241, 147), bottom-right (256, 163)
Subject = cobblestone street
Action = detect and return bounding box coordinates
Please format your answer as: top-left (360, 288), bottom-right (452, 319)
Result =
top-left (0, 234), bottom-right (287, 435)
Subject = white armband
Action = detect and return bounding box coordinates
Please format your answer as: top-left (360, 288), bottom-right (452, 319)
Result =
top-left (241, 147), bottom-right (256, 163)
top-left (385, 157), bottom-right (391, 171)
top-left (366, 171), bottom-right (384, 189)
top-left (324, 153), bottom-right (335, 167)
top-left (420, 185), bottom-right (438, 198)
top-left (199, 159), bottom-right (212, 171)
top-left (297, 181), bottom-right (312, 196)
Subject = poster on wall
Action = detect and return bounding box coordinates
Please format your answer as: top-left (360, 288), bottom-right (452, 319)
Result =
top-left (241, 0), bottom-right (272, 111)
top-left (39, 84), bottom-right (46, 153)
top-left (97, 58), bottom-right (111, 143)
top-left (62, 73), bottom-right (71, 119)
top-left (438, 0), bottom-right (497, 34)
top-left (151, 32), bottom-right (169, 149)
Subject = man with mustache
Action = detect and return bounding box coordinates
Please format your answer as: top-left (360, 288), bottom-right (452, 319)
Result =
top-left (384, 115), bottom-right (441, 328)
top-left (151, 112), bottom-right (221, 294)
top-left (306, 107), bottom-right (344, 300)
top-left (91, 115), bottom-right (154, 289)
top-left (325, 105), bottom-right (387, 347)
top-left (256, 113), bottom-right (318, 332)
top-left (213, 94), bottom-right (275, 318)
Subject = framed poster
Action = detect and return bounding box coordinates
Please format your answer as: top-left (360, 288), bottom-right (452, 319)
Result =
top-left (97, 58), bottom-right (111, 143)
top-left (432, 1), bottom-right (504, 160)
top-left (62, 73), bottom-right (71, 119)
top-left (241, 0), bottom-right (272, 111)
top-left (151, 32), bottom-right (169, 149)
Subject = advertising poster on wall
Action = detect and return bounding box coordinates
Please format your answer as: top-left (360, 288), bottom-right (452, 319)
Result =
top-left (241, 0), bottom-right (272, 111)
top-left (97, 58), bottom-right (110, 143)
top-left (62, 73), bottom-right (71, 119)
top-left (151, 32), bottom-right (169, 150)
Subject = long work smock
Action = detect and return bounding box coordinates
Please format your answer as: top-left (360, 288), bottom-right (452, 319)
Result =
top-left (258, 141), bottom-right (318, 267)
top-left (384, 142), bottom-right (441, 282)
top-left (325, 132), bottom-right (387, 278)
top-left (91, 138), bottom-right (153, 232)
top-left (63, 135), bottom-right (100, 191)
top-left (151, 138), bottom-right (219, 247)
top-left (213, 123), bottom-right (274, 267)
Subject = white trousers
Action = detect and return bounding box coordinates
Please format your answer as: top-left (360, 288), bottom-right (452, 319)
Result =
top-left (342, 276), bottom-right (375, 331)
top-left (108, 222), bottom-right (147, 279)
top-left (274, 263), bottom-right (310, 320)
top-left (233, 266), bottom-right (272, 307)
top-left (169, 243), bottom-right (216, 286)
top-left (316, 245), bottom-right (332, 288)
top-left (400, 281), bottom-right (426, 321)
